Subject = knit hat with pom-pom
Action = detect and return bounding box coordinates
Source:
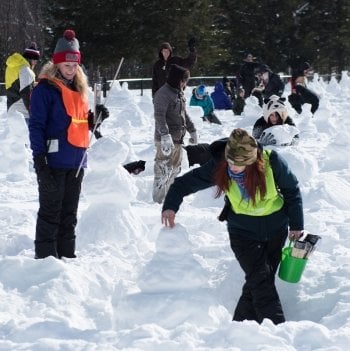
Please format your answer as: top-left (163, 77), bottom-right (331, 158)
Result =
top-left (53, 29), bottom-right (80, 64)
top-left (23, 42), bottom-right (40, 60)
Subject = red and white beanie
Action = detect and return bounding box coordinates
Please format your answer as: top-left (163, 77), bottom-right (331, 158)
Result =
top-left (52, 29), bottom-right (81, 64)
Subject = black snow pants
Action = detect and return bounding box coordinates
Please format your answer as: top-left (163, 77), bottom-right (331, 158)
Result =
top-left (289, 86), bottom-right (319, 114)
top-left (34, 168), bottom-right (84, 259)
top-left (229, 230), bottom-right (288, 325)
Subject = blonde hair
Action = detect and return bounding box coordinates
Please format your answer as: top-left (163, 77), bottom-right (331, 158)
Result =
top-left (39, 61), bottom-right (89, 98)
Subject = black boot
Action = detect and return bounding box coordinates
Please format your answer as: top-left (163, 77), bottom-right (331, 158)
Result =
top-left (35, 240), bottom-right (58, 259)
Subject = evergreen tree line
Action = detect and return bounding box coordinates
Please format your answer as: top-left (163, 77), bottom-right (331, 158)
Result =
top-left (1, 0), bottom-right (350, 83)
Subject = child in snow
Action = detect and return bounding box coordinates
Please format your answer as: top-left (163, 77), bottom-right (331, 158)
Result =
top-left (5, 42), bottom-right (41, 125)
top-left (190, 85), bottom-right (222, 124)
top-left (253, 95), bottom-right (298, 145)
top-left (233, 88), bottom-right (246, 115)
top-left (29, 29), bottom-right (109, 259)
top-left (152, 64), bottom-right (198, 204)
top-left (161, 128), bottom-right (304, 325)
top-left (288, 61), bottom-right (319, 115)
top-left (210, 81), bottom-right (233, 110)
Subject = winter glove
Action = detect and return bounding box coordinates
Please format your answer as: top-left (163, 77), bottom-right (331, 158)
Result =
top-left (123, 160), bottom-right (146, 175)
top-left (88, 110), bottom-right (95, 130)
top-left (188, 37), bottom-right (196, 52)
top-left (88, 105), bottom-right (109, 138)
top-left (95, 104), bottom-right (110, 122)
top-left (88, 110), bottom-right (102, 138)
top-left (259, 132), bottom-right (276, 146)
top-left (189, 131), bottom-right (198, 145)
top-left (88, 105), bottom-right (109, 128)
top-left (160, 134), bottom-right (175, 156)
top-left (33, 154), bottom-right (58, 192)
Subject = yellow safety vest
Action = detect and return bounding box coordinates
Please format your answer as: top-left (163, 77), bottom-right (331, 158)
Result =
top-left (226, 150), bottom-right (284, 216)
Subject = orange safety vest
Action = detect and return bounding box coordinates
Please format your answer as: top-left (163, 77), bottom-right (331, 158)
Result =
top-left (48, 77), bottom-right (89, 148)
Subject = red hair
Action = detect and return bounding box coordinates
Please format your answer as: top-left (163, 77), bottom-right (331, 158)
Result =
top-left (214, 150), bottom-right (266, 206)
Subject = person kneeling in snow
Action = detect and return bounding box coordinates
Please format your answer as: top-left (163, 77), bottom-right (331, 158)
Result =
top-left (29, 30), bottom-right (109, 259)
top-left (288, 61), bottom-right (319, 115)
top-left (161, 128), bottom-right (304, 324)
top-left (252, 95), bottom-right (298, 146)
top-left (190, 85), bottom-right (222, 124)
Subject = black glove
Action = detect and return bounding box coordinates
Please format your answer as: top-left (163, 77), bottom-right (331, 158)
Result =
top-left (259, 132), bottom-right (276, 146)
top-left (88, 105), bottom-right (109, 128)
top-left (33, 154), bottom-right (58, 192)
top-left (188, 37), bottom-right (196, 52)
top-left (96, 104), bottom-right (109, 122)
top-left (123, 160), bottom-right (146, 175)
top-left (88, 110), bottom-right (95, 130)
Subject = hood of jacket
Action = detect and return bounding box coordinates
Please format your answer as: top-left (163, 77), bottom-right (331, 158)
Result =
top-left (158, 42), bottom-right (173, 60)
top-left (214, 81), bottom-right (224, 92)
top-left (5, 53), bottom-right (30, 89)
top-left (6, 53), bottom-right (29, 68)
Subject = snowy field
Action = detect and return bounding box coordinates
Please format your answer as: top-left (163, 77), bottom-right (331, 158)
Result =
top-left (0, 72), bottom-right (350, 350)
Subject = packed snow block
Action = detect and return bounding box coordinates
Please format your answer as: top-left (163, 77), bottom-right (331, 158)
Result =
top-left (243, 95), bottom-right (262, 118)
top-left (115, 290), bottom-right (216, 329)
top-left (260, 125), bottom-right (300, 146)
top-left (187, 105), bottom-right (204, 119)
top-left (0, 111), bottom-right (30, 179)
top-left (82, 136), bottom-right (138, 204)
top-left (138, 225), bottom-right (209, 293)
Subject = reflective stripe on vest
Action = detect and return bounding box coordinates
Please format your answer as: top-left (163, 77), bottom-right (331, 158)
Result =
top-left (226, 150), bottom-right (284, 216)
top-left (49, 78), bottom-right (89, 148)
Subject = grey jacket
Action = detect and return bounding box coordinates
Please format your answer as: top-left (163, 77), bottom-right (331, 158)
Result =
top-left (154, 83), bottom-right (196, 143)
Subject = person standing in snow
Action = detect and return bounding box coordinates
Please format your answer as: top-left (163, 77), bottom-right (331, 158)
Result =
top-left (253, 95), bottom-right (298, 145)
top-left (5, 42), bottom-right (41, 124)
top-left (288, 61), bottom-right (319, 115)
top-left (152, 38), bottom-right (197, 98)
top-left (232, 87), bottom-right (246, 115)
top-left (190, 84), bottom-right (222, 124)
top-left (236, 53), bottom-right (260, 98)
top-left (153, 64), bottom-right (198, 204)
top-left (29, 29), bottom-right (109, 259)
top-left (161, 128), bottom-right (304, 325)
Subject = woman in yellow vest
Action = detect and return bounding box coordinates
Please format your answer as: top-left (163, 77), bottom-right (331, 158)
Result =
top-left (161, 128), bottom-right (304, 324)
top-left (29, 30), bottom-right (109, 259)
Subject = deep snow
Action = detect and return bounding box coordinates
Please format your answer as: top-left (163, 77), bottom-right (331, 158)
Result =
top-left (0, 72), bottom-right (350, 350)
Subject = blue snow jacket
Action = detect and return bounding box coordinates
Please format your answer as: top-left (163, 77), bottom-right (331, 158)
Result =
top-left (210, 81), bottom-right (233, 110)
top-left (29, 79), bottom-right (88, 169)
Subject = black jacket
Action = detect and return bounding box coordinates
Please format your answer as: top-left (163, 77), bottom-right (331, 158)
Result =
top-left (152, 51), bottom-right (197, 97)
top-left (263, 72), bottom-right (285, 99)
top-left (162, 139), bottom-right (304, 241)
top-left (237, 61), bottom-right (260, 97)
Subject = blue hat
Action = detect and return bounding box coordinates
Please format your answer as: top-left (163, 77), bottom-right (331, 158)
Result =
top-left (195, 84), bottom-right (206, 99)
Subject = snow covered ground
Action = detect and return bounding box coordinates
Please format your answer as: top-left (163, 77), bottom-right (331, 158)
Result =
top-left (0, 72), bottom-right (350, 350)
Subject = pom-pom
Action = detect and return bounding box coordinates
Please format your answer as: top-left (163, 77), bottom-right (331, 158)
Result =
top-left (63, 29), bottom-right (76, 41)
